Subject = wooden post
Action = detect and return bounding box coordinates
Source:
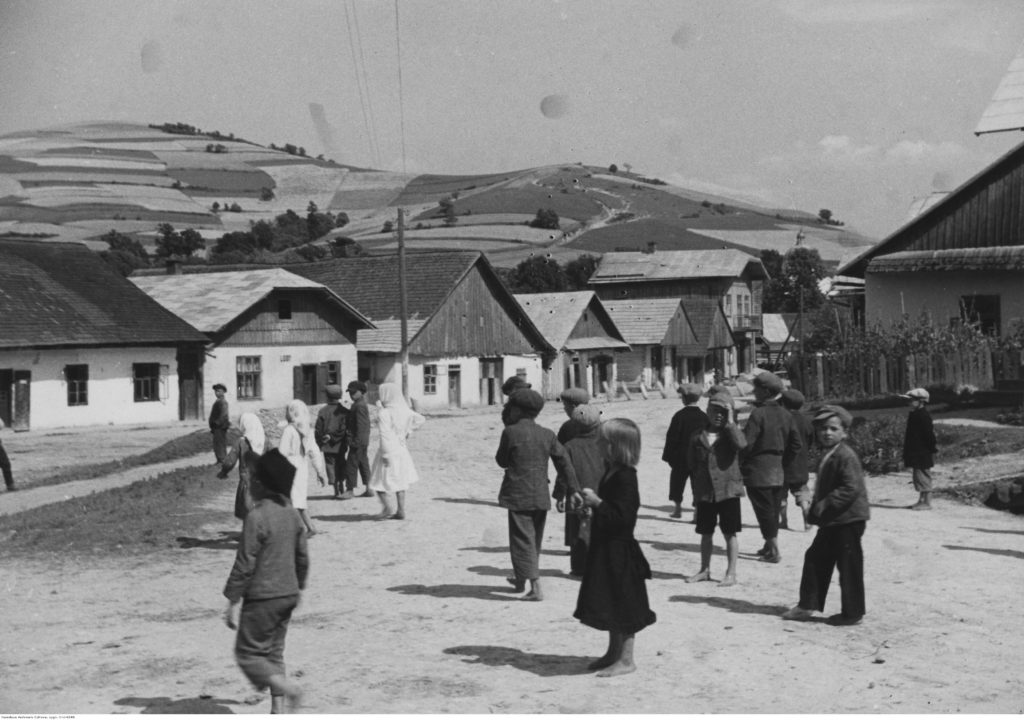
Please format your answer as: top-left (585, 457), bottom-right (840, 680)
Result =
top-left (654, 380), bottom-right (668, 398)
top-left (815, 353), bottom-right (825, 399)
top-left (619, 381), bottom-right (632, 401)
top-left (879, 356), bottom-right (888, 394)
top-left (602, 380), bottom-right (614, 402)
top-left (638, 383), bottom-right (649, 400)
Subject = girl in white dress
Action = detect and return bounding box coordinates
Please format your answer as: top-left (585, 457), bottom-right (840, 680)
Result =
top-left (369, 383), bottom-right (426, 520)
top-left (279, 399), bottom-right (327, 536)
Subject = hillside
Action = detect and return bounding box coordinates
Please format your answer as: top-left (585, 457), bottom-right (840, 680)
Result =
top-left (0, 122), bottom-right (877, 267)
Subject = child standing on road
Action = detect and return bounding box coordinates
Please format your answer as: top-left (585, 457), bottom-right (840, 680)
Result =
top-left (553, 404), bottom-right (606, 576)
top-left (661, 383), bottom-right (708, 519)
top-left (574, 418), bottom-right (656, 676)
top-left (901, 388), bottom-right (937, 511)
top-left (782, 405), bottom-right (869, 626)
top-left (779, 389), bottom-right (814, 530)
top-left (684, 387), bottom-right (746, 587)
top-left (224, 448), bottom-right (309, 714)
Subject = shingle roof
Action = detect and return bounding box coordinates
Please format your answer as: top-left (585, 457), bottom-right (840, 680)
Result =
top-left (356, 319), bottom-right (429, 353)
top-left (590, 249), bottom-right (767, 283)
top-left (683, 296), bottom-right (735, 350)
top-left (0, 239), bottom-right (207, 349)
top-left (288, 252), bottom-right (482, 321)
top-left (866, 246), bottom-right (1024, 273)
top-left (603, 298), bottom-right (688, 345)
top-left (130, 268), bottom-right (373, 334)
top-left (514, 291), bottom-right (629, 351)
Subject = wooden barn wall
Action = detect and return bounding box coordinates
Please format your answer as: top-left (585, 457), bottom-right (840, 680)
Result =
top-left (412, 268), bottom-right (538, 356)
top-left (591, 278), bottom-right (730, 301)
top-left (664, 306), bottom-right (700, 350)
top-left (710, 310), bottom-right (735, 348)
top-left (218, 290), bottom-right (359, 347)
top-left (566, 301), bottom-right (623, 344)
top-left (896, 160), bottom-right (1024, 253)
top-left (616, 347), bottom-right (647, 382)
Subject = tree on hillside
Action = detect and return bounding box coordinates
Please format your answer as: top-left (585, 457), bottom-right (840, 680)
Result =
top-left (154, 223), bottom-right (205, 259)
top-left (529, 208), bottom-right (560, 230)
top-left (565, 253), bottom-right (599, 290)
top-left (99, 230), bottom-right (150, 276)
top-left (608, 164), bottom-right (618, 174)
top-left (330, 236), bottom-right (363, 258)
top-left (508, 256), bottom-right (568, 293)
top-left (760, 247), bottom-right (827, 313)
top-left (335, 212), bottom-right (350, 228)
top-left (439, 197), bottom-right (458, 227)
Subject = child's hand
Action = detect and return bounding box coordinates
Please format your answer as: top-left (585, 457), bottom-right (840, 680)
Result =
top-left (556, 498), bottom-right (565, 513)
top-left (224, 600), bottom-right (239, 630)
top-left (581, 488), bottom-right (601, 508)
top-left (570, 492), bottom-right (584, 512)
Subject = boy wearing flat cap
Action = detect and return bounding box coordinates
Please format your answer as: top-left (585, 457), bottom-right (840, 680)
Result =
top-left (224, 448), bottom-right (309, 713)
top-left (209, 383), bottom-right (231, 465)
top-left (742, 371), bottom-right (802, 563)
top-left (553, 404), bottom-right (605, 576)
top-left (783, 405), bottom-right (869, 626)
top-left (500, 375), bottom-right (531, 426)
top-left (558, 387), bottom-right (590, 444)
top-left (661, 383), bottom-right (708, 519)
top-left (315, 385), bottom-right (350, 498)
top-left (496, 388), bottom-right (580, 600)
top-left (341, 381), bottom-right (372, 499)
top-left (900, 388), bottom-right (936, 511)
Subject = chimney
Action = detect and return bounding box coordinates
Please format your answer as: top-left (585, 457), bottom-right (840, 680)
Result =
top-left (645, 241), bottom-right (657, 254)
top-left (166, 259), bottom-right (182, 275)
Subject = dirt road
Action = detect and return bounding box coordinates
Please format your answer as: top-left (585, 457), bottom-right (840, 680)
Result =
top-left (2, 399), bottom-right (1023, 713)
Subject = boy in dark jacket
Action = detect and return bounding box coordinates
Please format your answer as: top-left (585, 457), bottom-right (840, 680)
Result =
top-left (783, 405), bottom-right (869, 626)
top-left (496, 388), bottom-right (580, 601)
top-left (779, 389), bottom-right (814, 530)
top-left (901, 387), bottom-right (937, 510)
top-left (553, 404), bottom-right (606, 576)
top-left (661, 383), bottom-right (708, 519)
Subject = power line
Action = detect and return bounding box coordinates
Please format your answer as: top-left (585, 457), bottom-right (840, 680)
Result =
top-left (343, 0), bottom-right (380, 167)
top-left (394, 0), bottom-right (408, 174)
top-left (351, 0), bottom-right (382, 168)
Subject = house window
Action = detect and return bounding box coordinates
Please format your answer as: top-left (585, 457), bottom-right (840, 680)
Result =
top-left (516, 367), bottom-right (527, 380)
top-left (133, 363), bottom-right (160, 402)
top-left (424, 364), bottom-right (438, 394)
top-left (960, 295), bottom-right (1001, 335)
top-left (236, 356), bottom-right (262, 399)
top-left (324, 361), bottom-right (340, 386)
top-left (66, 364), bottom-right (88, 406)
top-left (278, 299), bottom-right (292, 320)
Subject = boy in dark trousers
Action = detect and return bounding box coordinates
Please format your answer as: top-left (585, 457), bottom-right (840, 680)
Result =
top-left (224, 448), bottom-right (309, 713)
top-left (783, 405), bottom-right (869, 626)
top-left (553, 404), bottom-right (606, 576)
top-left (901, 387), bottom-right (937, 510)
top-left (496, 388), bottom-right (580, 601)
top-left (661, 383), bottom-right (708, 519)
top-left (779, 388), bottom-right (814, 531)
top-left (684, 386), bottom-right (746, 586)
top-left (341, 381), bottom-right (372, 499)
top-left (209, 383), bottom-right (231, 464)
top-left (315, 384), bottom-right (350, 498)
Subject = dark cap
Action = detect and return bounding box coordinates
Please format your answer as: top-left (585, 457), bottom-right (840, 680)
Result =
top-left (677, 382), bottom-right (703, 403)
top-left (347, 380), bottom-right (367, 394)
top-left (501, 375), bottom-right (531, 395)
top-left (212, 383), bottom-right (227, 392)
top-left (752, 371), bottom-right (783, 394)
top-left (780, 388), bottom-right (805, 409)
top-left (813, 404), bottom-right (853, 429)
top-left (572, 403), bottom-right (602, 430)
top-left (559, 387), bottom-right (589, 405)
top-left (325, 384), bottom-right (343, 400)
top-left (253, 448), bottom-right (296, 497)
top-left (509, 388), bottom-right (544, 416)
top-left (706, 384), bottom-right (734, 409)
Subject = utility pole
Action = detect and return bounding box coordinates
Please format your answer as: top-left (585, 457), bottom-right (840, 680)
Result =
top-left (398, 208), bottom-right (410, 400)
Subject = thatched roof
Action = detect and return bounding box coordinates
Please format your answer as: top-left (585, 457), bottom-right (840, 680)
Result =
top-left (866, 246), bottom-right (1024, 273)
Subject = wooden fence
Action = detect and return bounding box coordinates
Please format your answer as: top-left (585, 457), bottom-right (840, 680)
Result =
top-left (795, 346), bottom-right (995, 400)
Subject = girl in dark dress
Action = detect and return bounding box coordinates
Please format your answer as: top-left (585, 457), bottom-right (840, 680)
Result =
top-left (573, 418), bottom-right (656, 676)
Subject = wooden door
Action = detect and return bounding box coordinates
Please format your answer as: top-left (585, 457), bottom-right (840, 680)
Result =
top-left (177, 350), bottom-right (202, 421)
top-left (0, 369), bottom-right (12, 428)
top-left (13, 370), bottom-right (30, 431)
top-left (479, 358), bottom-right (501, 406)
top-left (448, 366), bottom-right (461, 408)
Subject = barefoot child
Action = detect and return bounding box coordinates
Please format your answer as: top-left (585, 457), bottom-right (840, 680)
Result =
top-left (782, 405), bottom-right (869, 626)
top-left (684, 387), bottom-right (746, 587)
top-left (224, 448), bottom-right (309, 713)
top-left (900, 388), bottom-right (936, 510)
top-left (574, 418), bottom-right (656, 676)
top-left (661, 383), bottom-right (708, 519)
top-left (496, 388), bottom-right (579, 601)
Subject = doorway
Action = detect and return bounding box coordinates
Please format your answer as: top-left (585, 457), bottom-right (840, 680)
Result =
top-left (479, 358), bottom-right (501, 406)
top-left (448, 365), bottom-right (461, 408)
top-left (293, 364), bottom-right (320, 405)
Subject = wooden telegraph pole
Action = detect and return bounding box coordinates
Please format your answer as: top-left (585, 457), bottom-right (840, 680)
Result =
top-left (397, 208), bottom-right (410, 400)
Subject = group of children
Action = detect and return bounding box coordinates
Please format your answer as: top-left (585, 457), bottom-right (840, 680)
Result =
top-left (223, 370), bottom-right (938, 707)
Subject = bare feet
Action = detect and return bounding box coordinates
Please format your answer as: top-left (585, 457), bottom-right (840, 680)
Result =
top-left (719, 574), bottom-right (737, 587)
top-left (520, 590), bottom-right (543, 601)
top-left (596, 660), bottom-right (636, 677)
top-left (587, 655), bottom-right (615, 671)
top-left (685, 569), bottom-right (711, 583)
top-left (782, 605), bottom-right (815, 621)
top-left (506, 576), bottom-right (525, 592)
top-left (670, 507), bottom-right (682, 519)
top-left (390, 511), bottom-right (406, 520)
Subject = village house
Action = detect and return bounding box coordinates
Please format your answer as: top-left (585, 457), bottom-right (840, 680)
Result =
top-left (603, 296), bottom-right (734, 390)
top-left (131, 267), bottom-right (373, 414)
top-left (514, 291), bottom-right (630, 399)
top-left (291, 251), bottom-right (552, 410)
top-left (587, 249), bottom-right (768, 376)
top-left (0, 240), bottom-right (208, 430)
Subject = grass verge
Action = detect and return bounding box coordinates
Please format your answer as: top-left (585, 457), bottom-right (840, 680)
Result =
top-left (0, 466), bottom-right (233, 559)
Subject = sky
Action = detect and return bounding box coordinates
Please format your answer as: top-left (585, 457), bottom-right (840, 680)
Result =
top-left (2, 0), bottom-right (1024, 239)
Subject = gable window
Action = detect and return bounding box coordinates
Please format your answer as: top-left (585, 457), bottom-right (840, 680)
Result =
top-left (66, 364), bottom-right (88, 406)
top-left (960, 295), bottom-right (1000, 336)
top-left (133, 363), bottom-right (161, 402)
top-left (236, 356), bottom-right (262, 399)
top-left (424, 364), bottom-right (438, 394)
top-left (278, 299), bottom-right (293, 320)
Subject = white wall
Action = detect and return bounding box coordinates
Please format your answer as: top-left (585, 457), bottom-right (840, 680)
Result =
top-left (0, 346), bottom-right (181, 429)
top-left (207, 343), bottom-right (359, 416)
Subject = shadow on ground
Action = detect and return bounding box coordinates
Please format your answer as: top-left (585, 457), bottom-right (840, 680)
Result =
top-left (114, 695), bottom-right (237, 714)
top-left (466, 564), bottom-right (569, 581)
top-left (960, 526), bottom-right (1024, 536)
top-left (175, 531), bottom-right (239, 551)
top-left (444, 645), bottom-right (593, 677)
top-left (943, 544), bottom-right (1024, 560)
top-left (435, 496), bottom-right (500, 507)
top-left (670, 594), bottom-right (790, 616)
top-left (387, 583), bottom-right (521, 601)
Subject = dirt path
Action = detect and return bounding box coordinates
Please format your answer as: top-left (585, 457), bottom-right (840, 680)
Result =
top-left (2, 399), bottom-right (1023, 714)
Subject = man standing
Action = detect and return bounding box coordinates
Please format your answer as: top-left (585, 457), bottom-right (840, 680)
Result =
top-left (0, 418), bottom-right (16, 492)
top-left (316, 384), bottom-right (350, 499)
top-left (209, 383), bottom-right (231, 465)
top-left (340, 380), bottom-right (372, 499)
top-left (742, 371), bottom-right (802, 564)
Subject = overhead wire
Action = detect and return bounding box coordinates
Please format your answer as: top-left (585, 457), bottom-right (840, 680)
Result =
top-left (393, 0), bottom-right (408, 174)
top-left (350, 0), bottom-right (382, 169)
top-left (343, 0), bottom-right (380, 168)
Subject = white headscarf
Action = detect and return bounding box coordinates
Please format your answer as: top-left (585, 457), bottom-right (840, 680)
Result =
top-left (238, 412), bottom-right (265, 454)
top-left (285, 399), bottom-right (315, 443)
top-left (378, 382), bottom-right (424, 434)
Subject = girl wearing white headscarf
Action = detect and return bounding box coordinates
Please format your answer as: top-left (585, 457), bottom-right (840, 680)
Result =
top-left (279, 399), bottom-right (328, 536)
top-left (369, 383), bottom-right (426, 519)
top-left (220, 412), bottom-right (267, 520)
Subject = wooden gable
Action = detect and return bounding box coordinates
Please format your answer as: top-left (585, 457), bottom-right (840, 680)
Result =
top-left (565, 297), bottom-right (628, 347)
top-left (410, 265), bottom-right (542, 357)
top-left (216, 288), bottom-right (361, 347)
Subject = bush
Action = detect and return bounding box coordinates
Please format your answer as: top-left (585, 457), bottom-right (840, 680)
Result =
top-left (845, 415), bottom-right (906, 474)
